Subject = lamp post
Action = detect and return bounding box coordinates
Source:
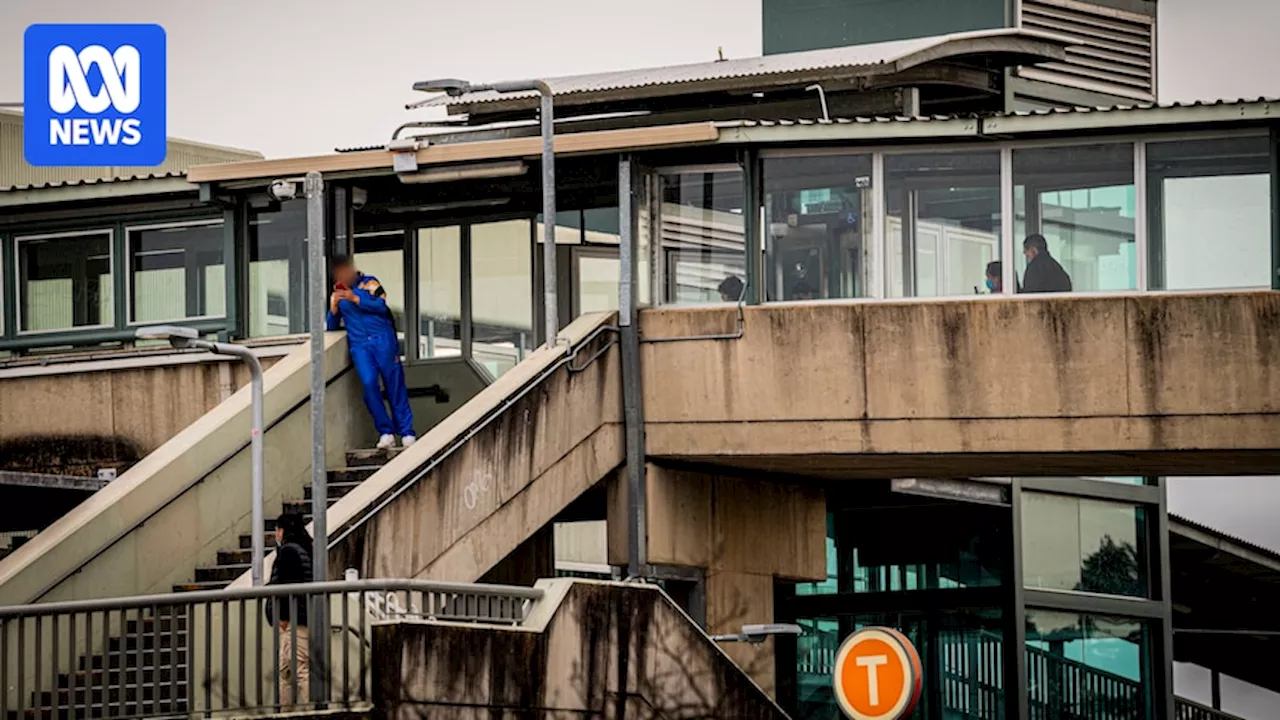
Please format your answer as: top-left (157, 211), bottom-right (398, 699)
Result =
top-left (410, 78), bottom-right (559, 349)
top-left (135, 325), bottom-right (266, 586)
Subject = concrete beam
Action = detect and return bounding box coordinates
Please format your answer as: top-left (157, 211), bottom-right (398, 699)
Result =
top-left (0, 471), bottom-right (108, 492)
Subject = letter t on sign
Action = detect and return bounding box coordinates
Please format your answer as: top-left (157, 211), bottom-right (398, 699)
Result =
top-left (856, 654), bottom-right (889, 706)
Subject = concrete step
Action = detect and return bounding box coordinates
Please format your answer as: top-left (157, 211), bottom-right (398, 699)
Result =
top-left (194, 564), bottom-right (250, 584)
top-left (329, 466), bottom-right (380, 485)
top-left (172, 580), bottom-right (231, 593)
top-left (80, 649), bottom-right (188, 671)
top-left (238, 533), bottom-right (279, 550)
top-left (281, 498), bottom-right (339, 518)
top-left (40, 679), bottom-right (187, 708)
top-left (305, 480), bottom-right (366, 501)
top-left (345, 447), bottom-right (401, 467)
top-left (107, 630), bottom-right (187, 653)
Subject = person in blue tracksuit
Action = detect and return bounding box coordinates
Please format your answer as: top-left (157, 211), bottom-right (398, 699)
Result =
top-left (326, 257), bottom-right (415, 449)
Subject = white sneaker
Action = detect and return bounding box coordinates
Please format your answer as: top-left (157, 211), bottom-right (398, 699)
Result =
top-left (376, 434), bottom-right (395, 450)
top-left (400, 435), bottom-right (416, 447)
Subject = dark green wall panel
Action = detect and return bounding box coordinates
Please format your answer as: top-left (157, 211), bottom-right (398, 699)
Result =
top-left (763, 0), bottom-right (1009, 55)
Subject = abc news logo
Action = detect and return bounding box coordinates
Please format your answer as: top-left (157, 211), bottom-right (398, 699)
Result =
top-left (24, 24), bottom-right (166, 167)
top-left (48, 44), bottom-right (144, 147)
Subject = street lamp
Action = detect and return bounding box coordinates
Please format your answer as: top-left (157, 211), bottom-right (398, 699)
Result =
top-left (135, 325), bottom-right (267, 586)
top-left (710, 623), bottom-right (804, 644)
top-left (410, 77), bottom-right (560, 349)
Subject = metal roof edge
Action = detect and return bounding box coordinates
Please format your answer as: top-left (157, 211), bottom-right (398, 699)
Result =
top-left (0, 175), bottom-right (197, 207)
top-left (715, 116), bottom-right (980, 144)
top-left (1170, 513), bottom-right (1280, 574)
top-left (982, 100), bottom-right (1277, 134)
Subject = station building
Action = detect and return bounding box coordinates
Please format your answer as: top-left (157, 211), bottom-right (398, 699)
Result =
top-left (0, 7), bottom-right (1277, 720)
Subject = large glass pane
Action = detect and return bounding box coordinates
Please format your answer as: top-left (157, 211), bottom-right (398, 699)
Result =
top-left (575, 253), bottom-right (620, 314)
top-left (247, 199), bottom-right (306, 337)
top-left (763, 155), bottom-right (873, 300)
top-left (1014, 144), bottom-right (1136, 293)
top-left (1021, 493), bottom-right (1149, 598)
top-left (353, 231), bottom-right (405, 355)
top-left (17, 231), bottom-right (112, 332)
top-left (1148, 136), bottom-right (1272, 290)
top-left (658, 169), bottom-right (745, 304)
top-left (886, 152), bottom-right (1002, 297)
top-left (1025, 610), bottom-right (1151, 719)
top-left (417, 226), bottom-right (462, 360)
top-left (471, 219), bottom-right (533, 379)
top-left (128, 221), bottom-right (225, 324)
top-left (795, 504), bottom-right (1007, 596)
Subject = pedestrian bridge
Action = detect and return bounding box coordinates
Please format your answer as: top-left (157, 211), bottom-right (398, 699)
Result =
top-left (639, 291), bottom-right (1280, 478)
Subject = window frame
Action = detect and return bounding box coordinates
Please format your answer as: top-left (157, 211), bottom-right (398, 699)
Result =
top-left (124, 217), bottom-right (228, 326)
top-left (13, 228), bottom-right (116, 336)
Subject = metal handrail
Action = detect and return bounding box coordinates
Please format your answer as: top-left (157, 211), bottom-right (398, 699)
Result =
top-left (1175, 697), bottom-right (1249, 720)
top-left (0, 579), bottom-right (544, 719)
top-left (0, 579), bottom-right (542, 618)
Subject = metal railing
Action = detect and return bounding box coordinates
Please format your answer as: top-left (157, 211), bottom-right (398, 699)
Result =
top-left (0, 579), bottom-right (541, 719)
top-left (1176, 697), bottom-right (1248, 720)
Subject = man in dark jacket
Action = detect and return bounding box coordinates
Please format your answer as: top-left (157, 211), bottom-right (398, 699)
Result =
top-left (1021, 234), bottom-right (1073, 293)
top-left (266, 513), bottom-right (313, 707)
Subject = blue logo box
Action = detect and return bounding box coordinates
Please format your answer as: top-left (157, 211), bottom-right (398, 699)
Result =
top-left (24, 24), bottom-right (167, 167)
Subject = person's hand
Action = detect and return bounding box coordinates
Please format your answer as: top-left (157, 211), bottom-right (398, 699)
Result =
top-left (329, 292), bottom-right (340, 313)
top-left (338, 288), bottom-right (359, 305)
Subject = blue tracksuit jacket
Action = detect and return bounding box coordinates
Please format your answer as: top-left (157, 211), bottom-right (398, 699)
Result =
top-left (326, 274), bottom-right (414, 437)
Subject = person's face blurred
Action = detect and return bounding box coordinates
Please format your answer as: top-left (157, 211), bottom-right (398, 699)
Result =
top-left (986, 273), bottom-right (1000, 291)
top-left (1023, 246), bottom-right (1038, 263)
top-left (720, 292), bottom-right (734, 302)
top-left (275, 526), bottom-right (284, 544)
top-left (333, 263), bottom-right (358, 288)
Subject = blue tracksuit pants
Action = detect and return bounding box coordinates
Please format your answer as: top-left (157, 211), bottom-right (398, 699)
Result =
top-left (351, 336), bottom-right (414, 437)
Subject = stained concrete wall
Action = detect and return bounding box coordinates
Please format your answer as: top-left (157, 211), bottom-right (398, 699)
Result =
top-left (639, 292), bottom-right (1280, 477)
top-left (372, 579), bottom-right (787, 720)
top-left (607, 464), bottom-right (826, 696)
top-left (0, 334), bottom-right (368, 606)
top-left (313, 313), bottom-right (624, 587)
top-left (0, 352), bottom-right (283, 458)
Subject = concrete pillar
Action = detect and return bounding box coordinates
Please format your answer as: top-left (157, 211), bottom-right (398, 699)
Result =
top-left (608, 463), bottom-right (825, 696)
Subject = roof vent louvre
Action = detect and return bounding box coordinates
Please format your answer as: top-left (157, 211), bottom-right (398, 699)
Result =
top-left (1018, 0), bottom-right (1155, 101)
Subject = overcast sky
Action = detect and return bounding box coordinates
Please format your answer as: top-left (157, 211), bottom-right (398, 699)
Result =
top-left (2, 1), bottom-right (1277, 545)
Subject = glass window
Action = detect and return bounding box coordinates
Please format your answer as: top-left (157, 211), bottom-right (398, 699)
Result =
top-left (16, 231), bottom-right (113, 332)
top-left (1021, 493), bottom-right (1149, 598)
top-left (1148, 136), bottom-right (1272, 290)
top-left (1014, 144), bottom-right (1136, 293)
top-left (1026, 610), bottom-right (1151, 719)
top-left (471, 219), bottom-right (533, 379)
top-left (247, 199), bottom-right (306, 338)
top-left (127, 220), bottom-right (225, 324)
top-left (575, 252), bottom-right (620, 314)
top-left (417, 226), bottom-right (462, 360)
top-left (796, 504), bottom-right (1007, 596)
top-left (658, 168), bottom-right (745, 304)
top-left (763, 155), bottom-right (873, 301)
top-left (353, 231), bottom-right (406, 355)
top-left (886, 151), bottom-right (1002, 297)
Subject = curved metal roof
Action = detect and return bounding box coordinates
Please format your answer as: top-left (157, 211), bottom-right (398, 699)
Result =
top-left (410, 28), bottom-right (1075, 117)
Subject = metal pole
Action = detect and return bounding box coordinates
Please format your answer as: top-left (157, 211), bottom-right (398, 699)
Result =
top-left (202, 342), bottom-right (265, 585)
top-left (537, 82), bottom-right (558, 348)
top-left (618, 157), bottom-right (647, 580)
top-left (304, 171), bottom-right (329, 704)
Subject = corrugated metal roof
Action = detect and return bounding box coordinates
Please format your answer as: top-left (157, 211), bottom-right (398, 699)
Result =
top-left (1, 171), bottom-right (188, 193)
top-left (714, 97), bottom-right (1279, 128)
top-left (1, 109), bottom-right (261, 193)
top-left (1170, 512), bottom-right (1280, 566)
top-left (411, 27), bottom-right (1073, 112)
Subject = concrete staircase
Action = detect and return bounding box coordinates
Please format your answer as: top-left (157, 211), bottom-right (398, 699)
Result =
top-left (15, 448), bottom-right (397, 719)
top-left (174, 449), bottom-right (398, 593)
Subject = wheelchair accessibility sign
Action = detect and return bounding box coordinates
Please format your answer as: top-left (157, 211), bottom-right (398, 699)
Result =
top-left (23, 24), bottom-right (167, 167)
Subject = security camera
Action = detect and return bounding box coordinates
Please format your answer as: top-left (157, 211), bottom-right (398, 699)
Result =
top-left (267, 179), bottom-right (298, 202)
top-left (351, 187), bottom-right (368, 210)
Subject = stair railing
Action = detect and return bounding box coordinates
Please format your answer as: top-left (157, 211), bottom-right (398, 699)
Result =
top-left (0, 579), bottom-right (541, 719)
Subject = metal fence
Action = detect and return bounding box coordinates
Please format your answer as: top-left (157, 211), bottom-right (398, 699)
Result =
top-left (0, 579), bottom-right (541, 719)
top-left (1175, 697), bottom-right (1248, 720)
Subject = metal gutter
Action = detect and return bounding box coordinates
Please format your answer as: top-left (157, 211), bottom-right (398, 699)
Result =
top-left (981, 100), bottom-right (1278, 134)
top-left (0, 176), bottom-right (196, 207)
top-left (715, 117), bottom-right (980, 144)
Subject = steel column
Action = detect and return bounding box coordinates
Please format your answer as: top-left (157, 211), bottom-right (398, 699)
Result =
top-left (618, 156), bottom-right (647, 579)
top-left (304, 172), bottom-right (329, 704)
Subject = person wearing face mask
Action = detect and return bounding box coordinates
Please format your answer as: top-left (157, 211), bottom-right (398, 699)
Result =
top-left (983, 261), bottom-right (1020, 294)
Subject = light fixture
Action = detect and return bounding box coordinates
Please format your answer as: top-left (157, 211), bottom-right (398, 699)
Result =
top-left (397, 160), bottom-right (527, 185)
top-left (711, 623), bottom-right (804, 644)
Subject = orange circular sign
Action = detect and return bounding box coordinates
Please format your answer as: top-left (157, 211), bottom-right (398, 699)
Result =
top-left (832, 627), bottom-right (923, 720)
